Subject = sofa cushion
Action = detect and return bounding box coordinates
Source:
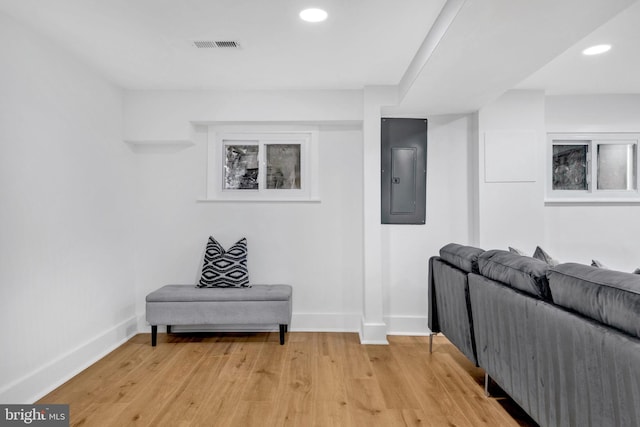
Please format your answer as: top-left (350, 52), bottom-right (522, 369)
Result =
top-left (439, 243), bottom-right (484, 273)
top-left (478, 250), bottom-right (551, 299)
top-left (147, 284), bottom-right (292, 302)
top-left (548, 263), bottom-right (640, 339)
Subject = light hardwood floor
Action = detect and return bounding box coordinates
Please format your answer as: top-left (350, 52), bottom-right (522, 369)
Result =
top-left (38, 332), bottom-right (537, 426)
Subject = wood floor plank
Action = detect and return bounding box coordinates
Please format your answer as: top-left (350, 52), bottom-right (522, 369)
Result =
top-left (339, 333), bottom-right (376, 380)
top-left (430, 351), bottom-right (522, 427)
top-left (108, 342), bottom-right (208, 426)
top-left (36, 332), bottom-right (537, 427)
top-left (147, 351), bottom-right (226, 426)
top-left (229, 401), bottom-right (275, 427)
top-left (187, 344), bottom-right (264, 426)
top-left (384, 409), bottom-right (433, 427)
top-left (240, 340), bottom-right (287, 402)
top-left (345, 378), bottom-right (389, 427)
top-left (316, 353), bottom-right (348, 402)
top-left (389, 336), bottom-right (475, 426)
top-left (69, 403), bottom-right (129, 427)
top-left (313, 401), bottom-right (352, 427)
top-left (270, 334), bottom-right (319, 426)
top-left (38, 340), bottom-right (147, 414)
top-left (365, 344), bottom-right (423, 410)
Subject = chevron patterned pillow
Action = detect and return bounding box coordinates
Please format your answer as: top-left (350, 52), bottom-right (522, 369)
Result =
top-left (197, 236), bottom-right (250, 288)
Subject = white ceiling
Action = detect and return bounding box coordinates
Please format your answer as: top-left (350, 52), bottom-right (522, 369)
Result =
top-left (516, 0), bottom-right (640, 95)
top-left (390, 0), bottom-right (639, 115)
top-left (1, 0), bottom-right (639, 115)
top-left (0, 0), bottom-right (446, 90)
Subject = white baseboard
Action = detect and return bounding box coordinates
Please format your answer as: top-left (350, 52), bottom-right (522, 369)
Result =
top-left (359, 318), bottom-right (389, 344)
top-left (136, 312), bottom-right (428, 337)
top-left (291, 312), bottom-right (361, 332)
top-left (384, 315), bottom-right (430, 336)
top-left (0, 316), bottom-right (138, 404)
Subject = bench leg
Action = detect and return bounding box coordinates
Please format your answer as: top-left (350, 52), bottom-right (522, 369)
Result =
top-left (167, 325), bottom-right (172, 334)
top-left (484, 372), bottom-right (491, 397)
top-left (151, 325), bottom-right (157, 347)
top-left (279, 324), bottom-right (287, 345)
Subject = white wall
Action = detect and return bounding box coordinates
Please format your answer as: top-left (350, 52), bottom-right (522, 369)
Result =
top-left (0, 13), bottom-right (137, 403)
top-left (125, 91), bottom-right (365, 333)
top-left (544, 95), bottom-right (640, 271)
top-left (473, 92), bottom-right (640, 272)
top-left (126, 90), bottom-right (479, 339)
top-left (477, 90), bottom-right (546, 252)
top-left (124, 89), bottom-right (363, 142)
top-left (383, 114), bottom-right (475, 334)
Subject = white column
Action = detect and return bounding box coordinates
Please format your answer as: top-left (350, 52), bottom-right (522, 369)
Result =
top-left (360, 86), bottom-right (398, 344)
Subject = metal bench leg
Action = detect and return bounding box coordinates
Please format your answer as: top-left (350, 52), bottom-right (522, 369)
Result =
top-left (429, 333), bottom-right (434, 353)
top-left (484, 372), bottom-right (491, 397)
top-left (151, 325), bottom-right (157, 347)
top-left (279, 324), bottom-right (287, 345)
top-left (167, 325), bottom-right (172, 334)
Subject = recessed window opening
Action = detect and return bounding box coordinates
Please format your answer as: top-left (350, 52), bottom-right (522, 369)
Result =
top-left (548, 133), bottom-right (640, 202)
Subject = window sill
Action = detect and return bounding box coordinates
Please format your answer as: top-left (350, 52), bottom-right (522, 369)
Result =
top-left (197, 198), bottom-right (322, 204)
top-left (545, 197), bottom-right (640, 206)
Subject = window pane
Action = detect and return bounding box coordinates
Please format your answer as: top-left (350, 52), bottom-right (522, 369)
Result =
top-left (597, 144), bottom-right (636, 190)
top-left (552, 144), bottom-right (588, 190)
top-left (224, 144), bottom-right (259, 189)
top-left (266, 144), bottom-right (301, 189)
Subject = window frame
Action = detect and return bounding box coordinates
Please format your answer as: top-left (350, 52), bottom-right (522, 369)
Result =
top-left (206, 126), bottom-right (319, 202)
top-left (547, 133), bottom-right (640, 203)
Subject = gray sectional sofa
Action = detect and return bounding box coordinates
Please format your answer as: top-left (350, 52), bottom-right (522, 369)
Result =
top-left (428, 243), bottom-right (640, 427)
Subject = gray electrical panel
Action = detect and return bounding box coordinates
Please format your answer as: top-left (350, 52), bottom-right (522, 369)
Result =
top-left (381, 118), bottom-right (427, 224)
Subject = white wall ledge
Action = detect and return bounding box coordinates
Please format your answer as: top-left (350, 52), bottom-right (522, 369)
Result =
top-left (125, 140), bottom-right (194, 153)
top-left (545, 198), bottom-right (640, 206)
top-left (196, 198), bottom-right (321, 203)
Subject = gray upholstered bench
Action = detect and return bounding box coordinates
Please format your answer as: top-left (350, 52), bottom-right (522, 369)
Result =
top-left (146, 284), bottom-right (292, 346)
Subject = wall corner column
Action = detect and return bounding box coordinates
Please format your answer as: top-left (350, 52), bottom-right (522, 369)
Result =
top-left (360, 86), bottom-right (398, 344)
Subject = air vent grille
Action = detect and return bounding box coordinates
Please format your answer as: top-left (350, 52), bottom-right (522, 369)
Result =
top-left (192, 40), bottom-right (241, 49)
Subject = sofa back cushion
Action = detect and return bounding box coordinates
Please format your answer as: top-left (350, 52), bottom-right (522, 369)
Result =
top-left (439, 243), bottom-right (484, 274)
top-left (548, 263), bottom-right (640, 339)
top-left (478, 250), bottom-right (551, 299)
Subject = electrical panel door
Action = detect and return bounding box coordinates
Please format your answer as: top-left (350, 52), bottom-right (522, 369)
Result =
top-left (381, 118), bottom-right (427, 224)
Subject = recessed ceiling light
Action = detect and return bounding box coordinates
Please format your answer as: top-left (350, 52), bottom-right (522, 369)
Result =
top-left (299, 8), bottom-right (328, 23)
top-left (582, 44), bottom-right (611, 56)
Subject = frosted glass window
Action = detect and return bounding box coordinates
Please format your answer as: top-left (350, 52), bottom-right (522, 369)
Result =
top-left (224, 144), bottom-right (259, 189)
top-left (552, 144), bottom-right (588, 190)
top-left (266, 144), bottom-right (301, 189)
top-left (597, 144), bottom-right (636, 190)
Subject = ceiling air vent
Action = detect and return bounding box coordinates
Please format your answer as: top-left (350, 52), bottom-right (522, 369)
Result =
top-left (192, 40), bottom-right (241, 49)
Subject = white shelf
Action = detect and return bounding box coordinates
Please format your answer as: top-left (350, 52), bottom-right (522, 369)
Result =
top-left (125, 140), bottom-right (194, 152)
top-left (545, 198), bottom-right (640, 206)
top-left (197, 198), bottom-right (321, 204)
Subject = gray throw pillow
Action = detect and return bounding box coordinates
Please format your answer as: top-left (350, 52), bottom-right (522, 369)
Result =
top-left (508, 246), bottom-right (526, 256)
top-left (533, 246), bottom-right (559, 266)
